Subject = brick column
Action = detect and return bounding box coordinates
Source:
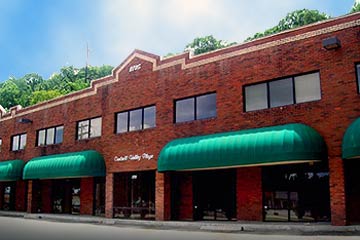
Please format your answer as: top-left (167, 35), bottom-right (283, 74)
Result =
top-left (105, 173), bottom-right (114, 218)
top-left (237, 167), bottom-right (263, 221)
top-left (15, 180), bottom-right (27, 211)
top-left (178, 173), bottom-right (193, 220)
top-left (80, 177), bottom-right (94, 215)
top-left (155, 172), bottom-right (171, 221)
top-left (27, 180), bottom-right (34, 213)
top-left (329, 156), bottom-right (347, 226)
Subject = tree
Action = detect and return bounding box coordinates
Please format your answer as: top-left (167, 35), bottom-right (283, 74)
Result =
top-left (29, 90), bottom-right (62, 105)
top-left (0, 80), bottom-right (21, 109)
top-left (351, 1), bottom-right (360, 13)
top-left (246, 9), bottom-right (330, 41)
top-left (185, 35), bottom-right (236, 55)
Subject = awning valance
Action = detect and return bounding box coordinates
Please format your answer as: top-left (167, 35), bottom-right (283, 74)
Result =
top-left (158, 123), bottom-right (326, 172)
top-left (0, 160), bottom-right (25, 181)
top-left (342, 117), bottom-right (360, 159)
top-left (23, 150), bottom-right (106, 180)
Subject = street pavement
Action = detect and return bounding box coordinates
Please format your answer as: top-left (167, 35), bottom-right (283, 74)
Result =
top-left (0, 216), bottom-right (360, 240)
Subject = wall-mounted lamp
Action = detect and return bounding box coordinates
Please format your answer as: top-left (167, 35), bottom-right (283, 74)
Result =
top-left (17, 118), bottom-right (33, 124)
top-left (322, 36), bottom-right (341, 50)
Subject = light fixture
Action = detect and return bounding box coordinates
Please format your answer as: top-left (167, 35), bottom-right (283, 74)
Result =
top-left (17, 118), bottom-right (33, 124)
top-left (322, 36), bottom-right (341, 50)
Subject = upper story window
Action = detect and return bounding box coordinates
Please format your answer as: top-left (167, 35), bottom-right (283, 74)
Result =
top-left (116, 105), bottom-right (156, 133)
top-left (11, 133), bottom-right (27, 151)
top-left (77, 117), bottom-right (102, 140)
top-left (175, 92), bottom-right (217, 123)
top-left (37, 125), bottom-right (64, 146)
top-left (356, 64), bottom-right (360, 93)
top-left (0, 138), bottom-right (2, 152)
top-left (244, 72), bottom-right (321, 112)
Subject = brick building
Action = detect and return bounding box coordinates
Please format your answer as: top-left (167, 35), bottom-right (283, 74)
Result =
top-left (0, 12), bottom-right (360, 226)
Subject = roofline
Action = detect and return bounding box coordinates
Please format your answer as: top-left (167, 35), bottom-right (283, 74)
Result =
top-left (1, 12), bottom-right (360, 122)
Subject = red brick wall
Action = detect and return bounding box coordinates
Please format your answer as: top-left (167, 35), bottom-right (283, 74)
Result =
top-left (80, 177), bottom-right (94, 215)
top-left (237, 167), bottom-right (263, 221)
top-left (105, 173), bottom-right (113, 218)
top-left (0, 14), bottom-right (359, 224)
top-left (155, 172), bottom-right (171, 221)
top-left (178, 173), bottom-right (193, 221)
top-left (329, 157), bottom-right (347, 225)
top-left (15, 180), bottom-right (26, 211)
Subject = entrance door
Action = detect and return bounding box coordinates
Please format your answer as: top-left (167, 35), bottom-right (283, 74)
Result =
top-left (262, 163), bottom-right (330, 222)
top-left (193, 169), bottom-right (236, 221)
top-left (345, 160), bottom-right (360, 223)
top-left (52, 179), bottom-right (80, 214)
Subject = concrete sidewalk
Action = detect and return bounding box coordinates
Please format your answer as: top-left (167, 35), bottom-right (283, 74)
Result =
top-left (0, 211), bottom-right (359, 235)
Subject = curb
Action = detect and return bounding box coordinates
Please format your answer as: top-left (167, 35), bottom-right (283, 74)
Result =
top-left (1, 211), bottom-right (360, 235)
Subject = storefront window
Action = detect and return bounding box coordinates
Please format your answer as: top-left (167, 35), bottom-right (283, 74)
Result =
top-left (263, 164), bottom-right (330, 222)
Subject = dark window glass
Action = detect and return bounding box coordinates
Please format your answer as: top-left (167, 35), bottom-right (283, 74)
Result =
top-left (116, 105), bottom-right (156, 133)
top-left (245, 83), bottom-right (267, 111)
top-left (46, 128), bottom-right (55, 145)
top-left (129, 109), bottom-right (142, 131)
top-left (144, 106), bottom-right (156, 129)
top-left (245, 72), bottom-right (321, 112)
top-left (90, 117), bottom-right (102, 138)
top-left (197, 93), bottom-right (217, 119)
top-left (77, 120), bottom-right (89, 140)
top-left (55, 126), bottom-right (64, 144)
top-left (116, 112), bottom-right (128, 133)
top-left (38, 130), bottom-right (46, 146)
top-left (176, 98), bottom-right (195, 122)
top-left (269, 78), bottom-right (294, 107)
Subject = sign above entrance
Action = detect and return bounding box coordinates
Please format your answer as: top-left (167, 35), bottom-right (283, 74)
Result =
top-left (114, 153), bottom-right (154, 162)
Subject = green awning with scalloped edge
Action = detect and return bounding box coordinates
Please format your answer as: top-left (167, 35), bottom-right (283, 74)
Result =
top-left (23, 150), bottom-right (105, 180)
top-left (158, 123), bottom-right (326, 171)
top-left (0, 160), bottom-right (25, 181)
top-left (343, 117), bottom-right (360, 159)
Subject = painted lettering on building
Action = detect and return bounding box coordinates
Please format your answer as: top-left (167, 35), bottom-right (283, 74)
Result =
top-left (129, 63), bottom-right (142, 72)
top-left (114, 153), bottom-right (154, 162)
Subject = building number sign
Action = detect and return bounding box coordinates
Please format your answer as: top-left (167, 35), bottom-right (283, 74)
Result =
top-left (129, 63), bottom-right (142, 72)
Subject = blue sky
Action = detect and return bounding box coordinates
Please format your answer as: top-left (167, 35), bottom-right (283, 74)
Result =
top-left (0, 0), bottom-right (357, 82)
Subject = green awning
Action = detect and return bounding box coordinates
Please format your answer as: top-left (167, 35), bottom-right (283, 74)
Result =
top-left (0, 160), bottom-right (25, 181)
top-left (23, 150), bottom-right (106, 180)
top-left (343, 117), bottom-right (360, 159)
top-left (158, 123), bottom-right (326, 171)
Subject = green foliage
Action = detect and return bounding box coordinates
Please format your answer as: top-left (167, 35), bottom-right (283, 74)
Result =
top-left (29, 90), bottom-right (62, 105)
top-left (351, 1), bottom-right (360, 13)
top-left (0, 65), bottom-right (113, 109)
top-left (185, 35), bottom-right (236, 55)
top-left (246, 9), bottom-right (330, 41)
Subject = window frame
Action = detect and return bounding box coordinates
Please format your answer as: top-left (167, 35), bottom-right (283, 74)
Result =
top-left (115, 105), bottom-right (156, 134)
top-left (36, 125), bottom-right (64, 147)
top-left (243, 71), bottom-right (321, 112)
top-left (76, 116), bottom-right (102, 140)
top-left (0, 138), bottom-right (2, 152)
top-left (174, 92), bottom-right (217, 123)
top-left (11, 133), bottom-right (27, 151)
top-left (355, 63), bottom-right (360, 94)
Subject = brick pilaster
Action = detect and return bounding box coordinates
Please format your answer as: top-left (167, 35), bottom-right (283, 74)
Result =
top-left (80, 177), bottom-right (94, 215)
top-left (329, 156), bottom-right (347, 226)
top-left (105, 173), bottom-right (114, 218)
top-left (155, 172), bottom-right (171, 221)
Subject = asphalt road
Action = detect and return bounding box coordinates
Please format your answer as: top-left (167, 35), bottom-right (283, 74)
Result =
top-left (0, 216), bottom-right (359, 240)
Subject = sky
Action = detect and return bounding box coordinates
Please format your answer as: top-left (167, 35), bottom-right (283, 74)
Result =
top-left (0, 0), bottom-right (357, 82)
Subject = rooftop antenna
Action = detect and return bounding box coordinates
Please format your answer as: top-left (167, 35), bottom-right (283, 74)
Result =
top-left (85, 42), bottom-right (90, 82)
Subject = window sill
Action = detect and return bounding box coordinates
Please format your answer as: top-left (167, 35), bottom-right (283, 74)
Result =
top-left (115, 127), bottom-right (156, 135)
top-left (11, 149), bottom-right (25, 153)
top-left (76, 136), bottom-right (101, 142)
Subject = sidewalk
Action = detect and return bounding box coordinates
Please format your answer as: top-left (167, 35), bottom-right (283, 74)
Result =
top-left (0, 211), bottom-right (360, 235)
